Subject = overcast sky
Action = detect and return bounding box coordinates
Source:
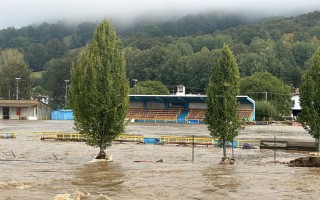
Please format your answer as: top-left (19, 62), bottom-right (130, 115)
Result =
top-left (1, 0), bottom-right (320, 29)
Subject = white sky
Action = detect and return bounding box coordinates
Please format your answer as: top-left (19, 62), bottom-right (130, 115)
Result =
top-left (1, 0), bottom-right (320, 29)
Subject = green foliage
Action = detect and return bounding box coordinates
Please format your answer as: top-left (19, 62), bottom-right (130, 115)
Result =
top-left (255, 101), bottom-right (277, 121)
top-left (70, 19), bottom-right (129, 152)
top-left (0, 49), bottom-right (32, 99)
top-left (2, 11), bottom-right (320, 99)
top-left (299, 48), bottom-right (320, 140)
top-left (131, 80), bottom-right (169, 95)
top-left (123, 13), bottom-right (257, 38)
top-left (240, 72), bottom-right (291, 119)
top-left (31, 86), bottom-right (47, 97)
top-left (205, 44), bottom-right (240, 159)
top-left (70, 21), bottom-right (97, 48)
top-left (42, 50), bottom-right (79, 108)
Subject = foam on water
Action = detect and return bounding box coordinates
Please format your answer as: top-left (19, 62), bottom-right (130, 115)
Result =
top-left (53, 190), bottom-right (110, 200)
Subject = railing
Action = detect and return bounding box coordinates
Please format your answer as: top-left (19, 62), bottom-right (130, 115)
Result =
top-left (41, 132), bottom-right (86, 141)
top-left (114, 134), bottom-right (144, 143)
top-left (1, 132), bottom-right (260, 148)
top-left (160, 136), bottom-right (214, 145)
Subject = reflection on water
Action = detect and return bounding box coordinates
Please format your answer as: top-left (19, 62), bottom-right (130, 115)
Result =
top-left (1, 136), bottom-right (320, 200)
top-left (203, 165), bottom-right (239, 198)
top-left (72, 162), bottom-right (125, 196)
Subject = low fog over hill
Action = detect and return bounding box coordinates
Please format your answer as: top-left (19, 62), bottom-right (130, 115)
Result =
top-left (1, 0), bottom-right (320, 29)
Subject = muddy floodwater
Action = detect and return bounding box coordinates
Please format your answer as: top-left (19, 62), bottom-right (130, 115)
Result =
top-left (1, 120), bottom-right (320, 200)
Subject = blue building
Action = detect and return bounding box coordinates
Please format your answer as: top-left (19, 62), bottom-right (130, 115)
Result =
top-left (51, 109), bottom-right (74, 120)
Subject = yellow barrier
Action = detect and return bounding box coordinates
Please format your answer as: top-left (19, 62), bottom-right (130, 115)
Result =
top-left (159, 136), bottom-right (215, 146)
top-left (34, 132), bottom-right (261, 148)
top-left (114, 134), bottom-right (144, 143)
top-left (41, 132), bottom-right (86, 141)
top-left (40, 132), bottom-right (144, 143)
top-left (0, 133), bottom-right (16, 139)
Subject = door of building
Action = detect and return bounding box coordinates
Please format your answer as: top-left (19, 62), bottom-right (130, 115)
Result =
top-left (3, 107), bottom-right (9, 119)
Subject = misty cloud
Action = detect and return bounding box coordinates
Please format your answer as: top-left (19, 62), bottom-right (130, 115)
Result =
top-left (1, 0), bottom-right (320, 29)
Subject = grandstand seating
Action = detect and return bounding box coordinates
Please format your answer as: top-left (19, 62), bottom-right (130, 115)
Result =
top-left (237, 109), bottom-right (252, 122)
top-left (127, 108), bottom-right (181, 121)
top-left (187, 109), bottom-right (252, 123)
top-left (186, 109), bottom-right (206, 122)
top-left (128, 108), bottom-right (253, 123)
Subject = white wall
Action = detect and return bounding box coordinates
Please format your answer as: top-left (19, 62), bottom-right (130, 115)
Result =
top-left (9, 108), bottom-right (19, 119)
top-left (291, 95), bottom-right (301, 110)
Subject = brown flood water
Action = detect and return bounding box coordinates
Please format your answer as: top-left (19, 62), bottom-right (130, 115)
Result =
top-left (1, 133), bottom-right (320, 200)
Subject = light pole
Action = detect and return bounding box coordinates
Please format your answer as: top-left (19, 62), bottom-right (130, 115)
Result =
top-left (65, 80), bottom-right (70, 107)
top-left (132, 79), bottom-right (138, 87)
top-left (132, 79), bottom-right (138, 93)
top-left (15, 78), bottom-right (21, 100)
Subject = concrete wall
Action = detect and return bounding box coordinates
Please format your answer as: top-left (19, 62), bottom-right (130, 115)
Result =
top-left (147, 102), bottom-right (165, 109)
top-left (0, 105), bottom-right (52, 120)
top-left (239, 103), bottom-right (253, 110)
top-left (129, 102), bottom-right (144, 108)
top-left (189, 103), bottom-right (206, 109)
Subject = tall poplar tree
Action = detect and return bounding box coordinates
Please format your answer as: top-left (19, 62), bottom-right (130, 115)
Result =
top-left (205, 44), bottom-right (240, 160)
top-left (299, 48), bottom-right (320, 153)
top-left (70, 19), bottom-right (129, 159)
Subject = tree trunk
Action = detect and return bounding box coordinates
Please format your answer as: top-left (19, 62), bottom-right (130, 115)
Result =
top-left (95, 149), bottom-right (107, 159)
top-left (231, 140), bottom-right (235, 158)
top-left (95, 143), bottom-right (107, 159)
top-left (318, 135), bottom-right (320, 155)
top-left (222, 139), bottom-right (227, 159)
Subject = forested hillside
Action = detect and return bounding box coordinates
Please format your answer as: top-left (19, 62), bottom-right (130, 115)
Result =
top-left (123, 11), bottom-right (320, 91)
top-left (0, 11), bottom-right (320, 108)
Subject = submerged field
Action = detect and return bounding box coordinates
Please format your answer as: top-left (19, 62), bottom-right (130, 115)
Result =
top-left (0, 120), bottom-right (318, 200)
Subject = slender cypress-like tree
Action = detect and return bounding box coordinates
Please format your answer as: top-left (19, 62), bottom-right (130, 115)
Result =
top-left (205, 44), bottom-right (240, 160)
top-left (70, 19), bottom-right (129, 159)
top-left (299, 48), bottom-right (320, 153)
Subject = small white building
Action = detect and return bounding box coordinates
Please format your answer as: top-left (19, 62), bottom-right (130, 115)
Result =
top-left (0, 100), bottom-right (53, 120)
top-left (291, 94), bottom-right (301, 117)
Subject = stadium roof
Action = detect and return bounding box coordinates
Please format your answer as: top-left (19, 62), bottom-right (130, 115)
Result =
top-left (129, 95), bottom-right (255, 104)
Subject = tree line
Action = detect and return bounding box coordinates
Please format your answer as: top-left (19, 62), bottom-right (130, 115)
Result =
top-left (1, 11), bottom-right (320, 112)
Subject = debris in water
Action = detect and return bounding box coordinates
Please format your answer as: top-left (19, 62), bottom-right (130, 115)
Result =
top-left (156, 158), bottom-right (163, 162)
top-left (241, 143), bottom-right (256, 149)
top-left (289, 156), bottom-right (320, 167)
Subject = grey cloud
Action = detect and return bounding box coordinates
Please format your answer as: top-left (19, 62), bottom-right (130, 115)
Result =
top-left (1, 0), bottom-right (320, 29)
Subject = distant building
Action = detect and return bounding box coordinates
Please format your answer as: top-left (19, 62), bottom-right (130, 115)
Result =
top-left (32, 95), bottom-right (49, 104)
top-left (291, 94), bottom-right (301, 117)
top-left (0, 100), bottom-right (53, 120)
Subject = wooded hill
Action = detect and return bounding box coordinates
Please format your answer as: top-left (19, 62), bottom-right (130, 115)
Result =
top-left (0, 11), bottom-right (320, 107)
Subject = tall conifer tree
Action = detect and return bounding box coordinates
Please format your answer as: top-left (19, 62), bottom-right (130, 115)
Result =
top-left (299, 48), bottom-right (320, 153)
top-left (70, 19), bottom-right (129, 159)
top-left (205, 44), bottom-right (240, 160)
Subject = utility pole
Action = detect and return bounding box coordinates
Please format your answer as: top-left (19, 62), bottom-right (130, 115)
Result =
top-left (65, 80), bottom-right (70, 107)
top-left (15, 78), bottom-right (21, 100)
top-left (265, 92), bottom-right (268, 101)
